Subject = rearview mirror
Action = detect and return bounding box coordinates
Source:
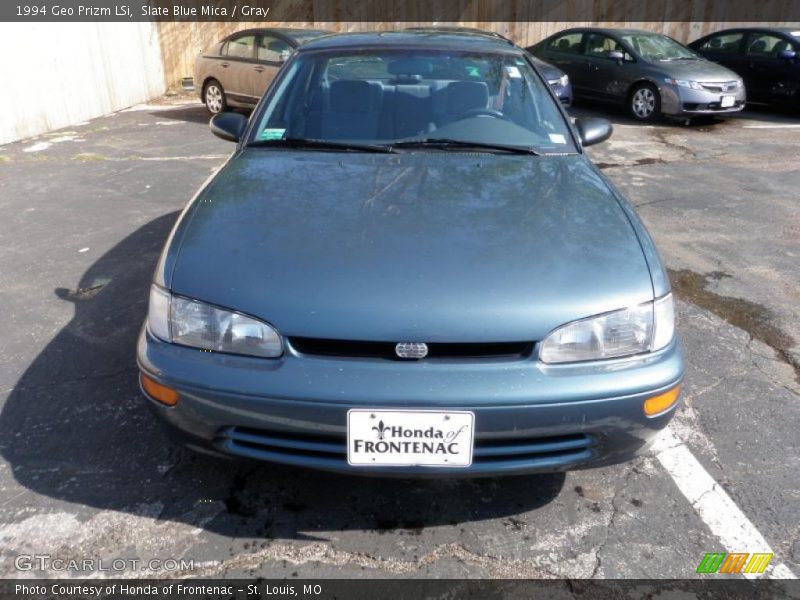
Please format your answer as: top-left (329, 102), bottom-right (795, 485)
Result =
top-left (575, 117), bottom-right (613, 147)
top-left (778, 49), bottom-right (797, 60)
top-left (209, 112), bottom-right (248, 143)
top-left (609, 50), bottom-right (625, 64)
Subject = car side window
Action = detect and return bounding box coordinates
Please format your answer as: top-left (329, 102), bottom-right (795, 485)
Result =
top-left (585, 34), bottom-right (632, 61)
top-left (699, 32), bottom-right (744, 54)
top-left (225, 34), bottom-right (256, 59)
top-left (746, 33), bottom-right (789, 57)
top-left (548, 33), bottom-right (583, 54)
top-left (258, 36), bottom-right (292, 62)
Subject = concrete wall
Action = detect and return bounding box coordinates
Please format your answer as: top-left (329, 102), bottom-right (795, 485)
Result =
top-left (0, 22), bottom-right (166, 145)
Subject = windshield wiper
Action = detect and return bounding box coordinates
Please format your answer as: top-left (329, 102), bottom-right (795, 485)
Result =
top-left (247, 137), bottom-right (396, 153)
top-left (389, 138), bottom-right (543, 155)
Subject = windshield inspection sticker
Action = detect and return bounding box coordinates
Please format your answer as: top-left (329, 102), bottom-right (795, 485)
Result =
top-left (260, 128), bottom-right (286, 140)
top-left (505, 65), bottom-right (522, 78)
top-left (549, 133), bottom-right (567, 144)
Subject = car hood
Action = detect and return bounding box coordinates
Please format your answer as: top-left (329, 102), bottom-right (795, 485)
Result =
top-left (655, 58), bottom-right (740, 81)
top-left (169, 151), bottom-right (654, 342)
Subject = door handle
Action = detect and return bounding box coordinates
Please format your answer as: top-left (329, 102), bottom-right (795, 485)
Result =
top-left (220, 62), bottom-right (230, 68)
top-left (253, 66), bottom-right (266, 72)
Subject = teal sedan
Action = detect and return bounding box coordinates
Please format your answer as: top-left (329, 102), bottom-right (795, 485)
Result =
top-left (138, 32), bottom-right (683, 477)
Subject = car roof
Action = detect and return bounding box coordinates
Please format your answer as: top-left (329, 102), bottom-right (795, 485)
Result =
top-left (552, 27), bottom-right (656, 37)
top-left (404, 26), bottom-right (514, 44)
top-left (222, 27), bottom-right (332, 41)
top-left (696, 26), bottom-right (799, 36)
top-left (298, 31), bottom-right (524, 54)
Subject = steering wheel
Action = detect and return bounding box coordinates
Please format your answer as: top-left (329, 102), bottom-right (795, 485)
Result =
top-left (456, 108), bottom-right (512, 122)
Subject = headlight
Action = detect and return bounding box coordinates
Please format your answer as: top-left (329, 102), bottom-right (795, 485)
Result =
top-left (664, 78), bottom-right (703, 90)
top-left (548, 74), bottom-right (569, 87)
top-left (539, 294), bottom-right (675, 364)
top-left (147, 285), bottom-right (283, 358)
top-left (736, 78), bottom-right (744, 88)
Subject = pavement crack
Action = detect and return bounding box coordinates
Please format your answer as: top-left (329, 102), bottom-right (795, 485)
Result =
top-left (591, 459), bottom-right (642, 578)
top-left (180, 541), bottom-right (555, 578)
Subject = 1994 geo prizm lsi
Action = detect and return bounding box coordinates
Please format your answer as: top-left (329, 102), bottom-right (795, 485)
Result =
top-left (137, 31), bottom-right (684, 477)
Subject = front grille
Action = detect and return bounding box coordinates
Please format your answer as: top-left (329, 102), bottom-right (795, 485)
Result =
top-left (221, 427), bottom-right (594, 469)
top-left (289, 338), bottom-right (534, 360)
top-left (700, 81), bottom-right (738, 93)
top-left (683, 100), bottom-right (743, 112)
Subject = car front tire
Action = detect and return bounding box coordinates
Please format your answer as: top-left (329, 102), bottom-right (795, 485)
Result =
top-left (629, 83), bottom-right (661, 122)
top-left (204, 79), bottom-right (227, 115)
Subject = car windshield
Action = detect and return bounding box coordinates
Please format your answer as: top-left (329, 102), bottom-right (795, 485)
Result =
top-left (252, 49), bottom-right (575, 153)
top-left (622, 34), bottom-right (697, 61)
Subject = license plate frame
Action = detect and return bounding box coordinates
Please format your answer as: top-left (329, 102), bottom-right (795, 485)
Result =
top-left (347, 409), bottom-right (475, 467)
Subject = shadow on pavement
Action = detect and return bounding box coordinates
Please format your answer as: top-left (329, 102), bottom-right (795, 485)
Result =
top-left (150, 104), bottom-right (252, 125)
top-left (149, 104), bottom-right (212, 125)
top-left (569, 98), bottom-right (798, 129)
top-left (0, 213), bottom-right (565, 540)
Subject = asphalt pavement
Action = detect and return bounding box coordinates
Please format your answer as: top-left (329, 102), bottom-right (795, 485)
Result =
top-left (0, 97), bottom-right (797, 581)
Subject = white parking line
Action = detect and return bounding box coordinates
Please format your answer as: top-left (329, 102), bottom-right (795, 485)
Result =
top-left (742, 124), bottom-right (800, 129)
top-left (138, 155), bottom-right (228, 161)
top-left (653, 427), bottom-right (796, 579)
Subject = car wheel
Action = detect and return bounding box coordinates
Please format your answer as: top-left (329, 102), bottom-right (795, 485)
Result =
top-left (629, 83), bottom-right (661, 122)
top-left (204, 79), bottom-right (227, 114)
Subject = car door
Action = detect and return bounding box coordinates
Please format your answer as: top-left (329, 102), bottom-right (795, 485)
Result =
top-left (536, 32), bottom-right (587, 91)
top-left (220, 33), bottom-right (258, 103)
top-left (743, 32), bottom-right (798, 103)
top-left (583, 33), bottom-right (634, 100)
top-left (248, 35), bottom-right (293, 99)
top-left (692, 31), bottom-right (747, 75)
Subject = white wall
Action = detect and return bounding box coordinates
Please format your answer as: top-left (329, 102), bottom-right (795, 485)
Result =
top-left (0, 22), bottom-right (165, 145)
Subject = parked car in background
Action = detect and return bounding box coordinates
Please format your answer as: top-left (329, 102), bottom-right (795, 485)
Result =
top-left (405, 26), bottom-right (573, 105)
top-left (139, 32), bottom-right (683, 477)
top-left (195, 28), bottom-right (331, 113)
top-left (529, 54), bottom-right (573, 106)
top-left (529, 28), bottom-right (745, 121)
top-left (689, 28), bottom-right (800, 110)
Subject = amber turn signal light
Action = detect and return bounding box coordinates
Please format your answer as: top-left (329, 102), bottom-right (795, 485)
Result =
top-left (643, 385), bottom-right (680, 417)
top-left (140, 373), bottom-right (179, 406)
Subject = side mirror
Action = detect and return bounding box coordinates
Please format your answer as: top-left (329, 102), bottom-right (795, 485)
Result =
top-left (209, 112), bottom-right (248, 142)
top-left (609, 50), bottom-right (625, 64)
top-left (778, 49), bottom-right (797, 61)
top-left (575, 117), bottom-right (613, 147)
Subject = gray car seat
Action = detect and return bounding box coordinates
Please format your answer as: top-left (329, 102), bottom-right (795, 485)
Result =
top-left (319, 80), bottom-right (381, 140)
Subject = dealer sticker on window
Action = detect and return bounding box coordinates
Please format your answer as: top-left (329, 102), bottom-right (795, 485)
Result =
top-left (347, 409), bottom-right (475, 467)
top-left (260, 128), bottom-right (286, 140)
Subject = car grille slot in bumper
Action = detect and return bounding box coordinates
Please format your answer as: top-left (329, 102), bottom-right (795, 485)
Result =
top-left (222, 427), bottom-right (594, 468)
top-left (289, 338), bottom-right (534, 360)
top-left (700, 81), bottom-right (738, 93)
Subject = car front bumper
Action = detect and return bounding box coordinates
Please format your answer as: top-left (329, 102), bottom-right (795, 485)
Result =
top-left (137, 327), bottom-right (684, 477)
top-left (660, 84), bottom-right (746, 116)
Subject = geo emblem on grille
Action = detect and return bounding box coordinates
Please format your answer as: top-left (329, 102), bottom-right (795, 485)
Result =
top-left (395, 342), bottom-right (429, 359)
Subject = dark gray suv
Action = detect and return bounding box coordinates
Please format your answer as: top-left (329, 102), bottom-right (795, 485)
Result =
top-left (529, 28), bottom-right (746, 121)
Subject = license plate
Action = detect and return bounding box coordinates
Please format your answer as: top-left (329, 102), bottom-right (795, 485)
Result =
top-left (347, 409), bottom-right (475, 467)
top-left (720, 95), bottom-right (735, 108)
